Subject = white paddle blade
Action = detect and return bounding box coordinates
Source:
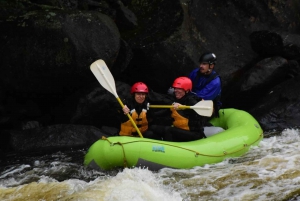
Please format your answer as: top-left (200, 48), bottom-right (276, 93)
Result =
top-left (90, 60), bottom-right (118, 98)
top-left (190, 100), bottom-right (213, 117)
top-left (90, 60), bottom-right (143, 138)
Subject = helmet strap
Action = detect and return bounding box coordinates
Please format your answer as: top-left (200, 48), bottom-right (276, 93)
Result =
top-left (206, 64), bottom-right (214, 74)
top-left (204, 65), bottom-right (212, 75)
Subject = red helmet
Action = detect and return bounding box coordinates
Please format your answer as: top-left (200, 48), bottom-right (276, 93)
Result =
top-left (172, 77), bottom-right (192, 91)
top-left (130, 82), bottom-right (149, 94)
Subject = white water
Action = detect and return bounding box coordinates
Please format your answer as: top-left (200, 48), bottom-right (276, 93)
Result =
top-left (0, 128), bottom-right (299, 201)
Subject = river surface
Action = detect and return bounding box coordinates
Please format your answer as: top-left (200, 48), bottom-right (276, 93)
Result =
top-left (0, 128), bottom-right (299, 201)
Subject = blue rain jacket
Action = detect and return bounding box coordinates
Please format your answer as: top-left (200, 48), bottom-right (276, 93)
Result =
top-left (189, 68), bottom-right (221, 101)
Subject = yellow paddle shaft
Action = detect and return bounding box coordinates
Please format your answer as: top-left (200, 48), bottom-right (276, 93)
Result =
top-left (116, 97), bottom-right (143, 138)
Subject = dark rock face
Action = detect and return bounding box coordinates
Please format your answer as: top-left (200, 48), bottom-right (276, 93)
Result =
top-left (250, 75), bottom-right (300, 131)
top-left (240, 57), bottom-right (289, 91)
top-left (9, 124), bottom-right (105, 152)
top-left (0, 0), bottom-right (300, 153)
top-left (222, 57), bottom-right (300, 112)
top-left (250, 31), bottom-right (284, 57)
top-left (1, 10), bottom-right (120, 94)
top-left (70, 81), bottom-right (132, 128)
top-left (281, 33), bottom-right (300, 60)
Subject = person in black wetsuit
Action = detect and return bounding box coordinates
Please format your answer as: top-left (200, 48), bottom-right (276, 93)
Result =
top-left (119, 82), bottom-right (159, 139)
top-left (151, 77), bottom-right (206, 142)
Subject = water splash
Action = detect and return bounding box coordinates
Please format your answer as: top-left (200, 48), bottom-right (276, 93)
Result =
top-left (158, 128), bottom-right (300, 201)
top-left (0, 129), bottom-right (299, 200)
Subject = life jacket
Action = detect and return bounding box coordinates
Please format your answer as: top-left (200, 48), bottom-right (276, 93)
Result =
top-left (119, 108), bottom-right (148, 136)
top-left (170, 107), bottom-right (190, 131)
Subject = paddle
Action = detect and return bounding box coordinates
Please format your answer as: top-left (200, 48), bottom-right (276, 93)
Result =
top-left (149, 100), bottom-right (213, 117)
top-left (90, 59), bottom-right (144, 138)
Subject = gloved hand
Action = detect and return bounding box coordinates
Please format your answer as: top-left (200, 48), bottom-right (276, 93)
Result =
top-left (167, 87), bottom-right (174, 95)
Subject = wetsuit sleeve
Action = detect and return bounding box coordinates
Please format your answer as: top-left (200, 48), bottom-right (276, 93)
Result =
top-left (186, 98), bottom-right (205, 132)
top-left (153, 108), bottom-right (171, 117)
top-left (146, 107), bottom-right (155, 124)
top-left (116, 99), bottom-right (131, 123)
top-left (188, 96), bottom-right (212, 127)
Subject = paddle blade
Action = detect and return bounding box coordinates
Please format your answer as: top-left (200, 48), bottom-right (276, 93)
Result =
top-left (149, 100), bottom-right (214, 117)
top-left (90, 59), bottom-right (143, 138)
top-left (190, 100), bottom-right (213, 117)
top-left (90, 60), bottom-right (118, 98)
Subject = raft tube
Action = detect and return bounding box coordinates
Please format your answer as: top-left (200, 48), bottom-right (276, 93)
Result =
top-left (84, 108), bottom-right (263, 171)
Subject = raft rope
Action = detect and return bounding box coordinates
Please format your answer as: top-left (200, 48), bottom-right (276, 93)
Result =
top-left (102, 136), bottom-right (129, 167)
top-left (101, 133), bottom-right (263, 167)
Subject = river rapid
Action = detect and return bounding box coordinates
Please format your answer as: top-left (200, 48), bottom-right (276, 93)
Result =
top-left (0, 128), bottom-right (299, 201)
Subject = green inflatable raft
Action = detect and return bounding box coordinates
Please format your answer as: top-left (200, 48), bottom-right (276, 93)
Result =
top-left (84, 108), bottom-right (263, 171)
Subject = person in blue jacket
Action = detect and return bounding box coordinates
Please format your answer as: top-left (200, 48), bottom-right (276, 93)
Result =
top-left (189, 52), bottom-right (222, 117)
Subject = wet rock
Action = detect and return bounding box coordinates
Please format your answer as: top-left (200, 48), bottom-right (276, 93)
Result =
top-left (250, 75), bottom-right (300, 131)
top-left (250, 31), bottom-right (283, 57)
top-left (9, 124), bottom-right (105, 152)
top-left (281, 33), bottom-right (300, 60)
top-left (1, 0), bottom-right (300, 137)
top-left (222, 57), bottom-right (300, 110)
top-left (240, 57), bottom-right (289, 91)
top-left (0, 10), bottom-right (121, 96)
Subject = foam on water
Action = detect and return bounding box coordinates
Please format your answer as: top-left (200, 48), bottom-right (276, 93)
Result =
top-left (0, 129), bottom-right (299, 201)
top-left (157, 128), bottom-right (300, 201)
top-left (62, 168), bottom-right (182, 201)
top-left (0, 167), bottom-right (182, 201)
